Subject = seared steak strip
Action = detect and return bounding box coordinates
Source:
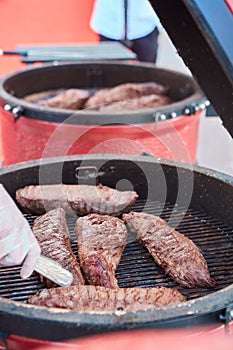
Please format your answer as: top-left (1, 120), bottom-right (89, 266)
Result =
top-left (24, 89), bottom-right (64, 103)
top-left (96, 94), bottom-right (170, 112)
top-left (16, 184), bottom-right (138, 216)
top-left (28, 285), bottom-right (186, 311)
top-left (76, 214), bottom-right (128, 288)
top-left (123, 212), bottom-right (216, 288)
top-left (85, 82), bottom-right (168, 109)
top-left (32, 208), bottom-right (84, 287)
top-left (37, 88), bottom-right (90, 110)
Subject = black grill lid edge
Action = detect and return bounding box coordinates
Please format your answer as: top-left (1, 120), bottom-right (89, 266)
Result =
top-left (149, 0), bottom-right (233, 137)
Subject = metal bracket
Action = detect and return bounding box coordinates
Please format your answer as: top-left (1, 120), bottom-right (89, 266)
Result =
top-left (75, 166), bottom-right (99, 184)
top-left (219, 303), bottom-right (233, 335)
top-left (4, 104), bottom-right (23, 122)
top-left (12, 106), bottom-right (24, 122)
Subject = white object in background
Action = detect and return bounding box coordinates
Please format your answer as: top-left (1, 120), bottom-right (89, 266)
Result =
top-left (197, 116), bottom-right (233, 176)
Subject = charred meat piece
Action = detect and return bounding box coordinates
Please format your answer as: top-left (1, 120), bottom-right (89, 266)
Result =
top-left (28, 285), bottom-right (186, 311)
top-left (76, 214), bottom-right (128, 288)
top-left (16, 184), bottom-right (138, 216)
top-left (32, 208), bottom-right (84, 287)
top-left (36, 88), bottom-right (90, 110)
top-left (85, 82), bottom-right (168, 109)
top-left (123, 212), bottom-right (216, 288)
top-left (98, 94), bottom-right (170, 112)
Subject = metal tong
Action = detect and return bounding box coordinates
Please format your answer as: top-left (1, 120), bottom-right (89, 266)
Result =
top-left (34, 255), bottom-right (73, 287)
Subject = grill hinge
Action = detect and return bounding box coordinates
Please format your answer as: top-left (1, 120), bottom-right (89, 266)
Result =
top-left (75, 166), bottom-right (99, 185)
top-left (219, 303), bottom-right (233, 335)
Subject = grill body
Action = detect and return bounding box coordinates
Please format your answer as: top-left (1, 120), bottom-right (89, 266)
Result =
top-left (0, 62), bottom-right (205, 166)
top-left (0, 155), bottom-right (232, 341)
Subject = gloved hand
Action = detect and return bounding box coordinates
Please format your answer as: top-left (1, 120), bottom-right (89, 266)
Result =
top-left (0, 184), bottom-right (41, 279)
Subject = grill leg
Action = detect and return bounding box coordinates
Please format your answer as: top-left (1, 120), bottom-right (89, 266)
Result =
top-left (0, 333), bottom-right (9, 350)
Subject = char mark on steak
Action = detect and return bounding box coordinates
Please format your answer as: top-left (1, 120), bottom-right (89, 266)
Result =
top-left (84, 82), bottom-right (168, 109)
top-left (123, 212), bottom-right (216, 289)
top-left (16, 184), bottom-right (138, 216)
top-left (76, 214), bottom-right (128, 288)
top-left (32, 208), bottom-right (84, 287)
top-left (27, 285), bottom-right (186, 312)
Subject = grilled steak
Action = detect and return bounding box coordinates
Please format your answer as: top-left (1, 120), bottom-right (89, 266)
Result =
top-left (37, 88), bottom-right (90, 110)
top-left (76, 214), bottom-right (128, 288)
top-left (97, 94), bottom-right (170, 112)
top-left (85, 82), bottom-right (168, 109)
top-left (27, 285), bottom-right (186, 311)
top-left (32, 208), bottom-right (84, 287)
top-left (123, 212), bottom-right (216, 288)
top-left (16, 184), bottom-right (138, 216)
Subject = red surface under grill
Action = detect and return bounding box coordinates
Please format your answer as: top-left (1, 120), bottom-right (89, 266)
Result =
top-left (0, 110), bottom-right (201, 166)
top-left (3, 326), bottom-right (233, 350)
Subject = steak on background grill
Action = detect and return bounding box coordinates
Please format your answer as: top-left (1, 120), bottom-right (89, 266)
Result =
top-left (27, 285), bottom-right (186, 312)
top-left (25, 88), bottom-right (90, 110)
top-left (32, 208), bottom-right (84, 287)
top-left (97, 94), bottom-right (170, 112)
top-left (76, 214), bottom-right (128, 288)
top-left (24, 89), bottom-right (64, 103)
top-left (16, 184), bottom-right (138, 216)
top-left (123, 212), bottom-right (216, 288)
top-left (84, 81), bottom-right (168, 109)
top-left (37, 88), bottom-right (90, 110)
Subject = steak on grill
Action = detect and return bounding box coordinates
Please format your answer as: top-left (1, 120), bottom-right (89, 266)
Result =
top-left (123, 212), bottom-right (216, 288)
top-left (16, 184), bottom-right (138, 216)
top-left (27, 285), bottom-right (186, 311)
top-left (32, 208), bottom-right (84, 287)
top-left (97, 94), bottom-right (170, 112)
top-left (76, 214), bottom-right (128, 288)
top-left (85, 82), bottom-right (168, 109)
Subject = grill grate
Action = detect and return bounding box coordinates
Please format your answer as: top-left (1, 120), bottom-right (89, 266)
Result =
top-left (1, 200), bottom-right (233, 303)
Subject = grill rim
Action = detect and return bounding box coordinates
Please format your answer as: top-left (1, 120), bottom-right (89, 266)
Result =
top-left (0, 154), bottom-right (232, 339)
top-left (0, 284), bottom-right (232, 332)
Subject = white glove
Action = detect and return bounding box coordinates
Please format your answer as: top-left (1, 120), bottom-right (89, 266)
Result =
top-left (0, 184), bottom-right (41, 279)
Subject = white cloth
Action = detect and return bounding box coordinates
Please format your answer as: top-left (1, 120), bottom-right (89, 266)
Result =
top-left (90, 0), bottom-right (161, 40)
top-left (0, 184), bottom-right (41, 279)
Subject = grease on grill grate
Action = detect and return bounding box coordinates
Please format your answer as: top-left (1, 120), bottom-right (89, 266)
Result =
top-left (1, 200), bottom-right (233, 303)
